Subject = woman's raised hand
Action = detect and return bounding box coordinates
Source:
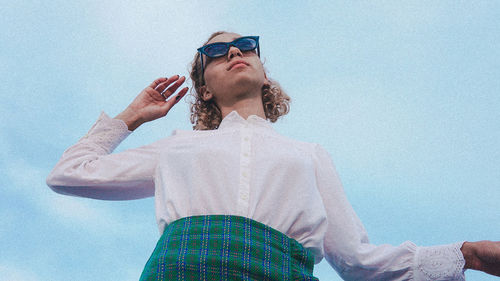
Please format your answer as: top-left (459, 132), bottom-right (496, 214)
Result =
top-left (115, 75), bottom-right (189, 131)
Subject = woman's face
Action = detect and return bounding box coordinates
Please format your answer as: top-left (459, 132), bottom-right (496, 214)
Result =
top-left (202, 33), bottom-right (267, 103)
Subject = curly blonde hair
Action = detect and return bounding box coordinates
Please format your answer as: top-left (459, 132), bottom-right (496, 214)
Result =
top-left (189, 31), bottom-right (291, 130)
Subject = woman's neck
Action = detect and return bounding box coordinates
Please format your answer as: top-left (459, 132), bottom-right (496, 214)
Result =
top-left (218, 95), bottom-right (266, 120)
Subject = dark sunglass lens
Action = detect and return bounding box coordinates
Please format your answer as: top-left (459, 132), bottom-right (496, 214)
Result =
top-left (204, 43), bottom-right (228, 57)
top-left (235, 38), bottom-right (257, 51)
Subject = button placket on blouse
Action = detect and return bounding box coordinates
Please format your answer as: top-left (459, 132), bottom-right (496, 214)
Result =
top-left (236, 122), bottom-right (252, 216)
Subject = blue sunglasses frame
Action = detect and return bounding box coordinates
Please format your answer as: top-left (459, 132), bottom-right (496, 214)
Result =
top-left (197, 36), bottom-right (260, 81)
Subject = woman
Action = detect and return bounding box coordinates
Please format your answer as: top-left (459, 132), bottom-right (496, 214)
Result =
top-left (47, 31), bottom-right (500, 280)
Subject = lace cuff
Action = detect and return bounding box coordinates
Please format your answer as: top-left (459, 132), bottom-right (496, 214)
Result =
top-left (414, 241), bottom-right (466, 281)
top-left (78, 111), bottom-right (132, 153)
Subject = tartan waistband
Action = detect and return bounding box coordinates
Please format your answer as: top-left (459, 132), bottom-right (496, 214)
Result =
top-left (140, 215), bottom-right (318, 281)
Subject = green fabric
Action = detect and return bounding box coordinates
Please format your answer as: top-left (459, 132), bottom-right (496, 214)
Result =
top-left (140, 215), bottom-right (318, 281)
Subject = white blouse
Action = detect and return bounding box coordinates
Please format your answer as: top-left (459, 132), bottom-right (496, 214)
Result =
top-left (46, 110), bottom-right (466, 280)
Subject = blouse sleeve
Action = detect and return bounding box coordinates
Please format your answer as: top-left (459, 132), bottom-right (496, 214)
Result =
top-left (46, 112), bottom-right (164, 200)
top-left (313, 144), bottom-right (466, 280)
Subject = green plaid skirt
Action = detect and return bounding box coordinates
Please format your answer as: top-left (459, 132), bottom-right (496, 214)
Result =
top-left (140, 215), bottom-right (318, 280)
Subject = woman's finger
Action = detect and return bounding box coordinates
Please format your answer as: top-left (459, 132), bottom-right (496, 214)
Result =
top-left (154, 74), bottom-right (180, 93)
top-left (173, 86), bottom-right (189, 103)
top-left (148, 77), bottom-right (168, 89)
top-left (161, 87), bottom-right (188, 113)
top-left (160, 76), bottom-right (186, 99)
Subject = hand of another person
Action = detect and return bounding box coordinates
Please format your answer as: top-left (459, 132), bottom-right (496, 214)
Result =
top-left (115, 75), bottom-right (189, 130)
top-left (462, 240), bottom-right (500, 276)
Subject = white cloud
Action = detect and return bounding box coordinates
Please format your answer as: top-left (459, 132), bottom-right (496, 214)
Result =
top-left (87, 0), bottom-right (228, 71)
top-left (0, 264), bottom-right (39, 281)
top-left (4, 157), bottom-right (151, 237)
top-left (46, 195), bottom-right (120, 230)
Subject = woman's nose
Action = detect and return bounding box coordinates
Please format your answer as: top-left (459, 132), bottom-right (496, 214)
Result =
top-left (227, 46), bottom-right (243, 60)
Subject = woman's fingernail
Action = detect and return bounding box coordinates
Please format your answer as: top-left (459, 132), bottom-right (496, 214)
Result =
top-left (175, 95), bottom-right (181, 101)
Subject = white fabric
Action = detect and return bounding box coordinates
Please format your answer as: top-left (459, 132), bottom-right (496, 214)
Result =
top-left (46, 110), bottom-right (466, 280)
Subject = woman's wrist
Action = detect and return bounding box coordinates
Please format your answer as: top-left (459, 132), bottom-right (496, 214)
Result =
top-left (461, 241), bottom-right (476, 270)
top-left (114, 108), bottom-right (143, 131)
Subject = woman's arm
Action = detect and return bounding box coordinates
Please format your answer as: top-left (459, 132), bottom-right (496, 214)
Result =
top-left (313, 144), bottom-right (467, 280)
top-left (47, 112), bottom-right (160, 200)
top-left (46, 76), bottom-right (188, 200)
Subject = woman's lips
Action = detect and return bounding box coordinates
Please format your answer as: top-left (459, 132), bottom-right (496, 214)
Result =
top-left (227, 60), bottom-right (249, 70)
top-left (230, 63), bottom-right (247, 70)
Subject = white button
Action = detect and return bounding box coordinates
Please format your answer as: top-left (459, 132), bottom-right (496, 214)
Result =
top-left (242, 172), bottom-right (248, 177)
top-left (244, 152), bottom-right (249, 157)
top-left (244, 137), bottom-right (249, 141)
top-left (241, 194), bottom-right (248, 200)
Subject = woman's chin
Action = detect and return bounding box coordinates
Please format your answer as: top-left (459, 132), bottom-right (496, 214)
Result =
top-left (229, 72), bottom-right (265, 87)
top-left (231, 78), bottom-right (264, 94)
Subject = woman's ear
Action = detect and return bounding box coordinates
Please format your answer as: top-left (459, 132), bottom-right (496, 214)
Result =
top-left (201, 85), bottom-right (213, 101)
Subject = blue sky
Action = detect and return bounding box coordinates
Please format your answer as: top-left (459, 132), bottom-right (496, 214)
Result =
top-left (1, 1), bottom-right (499, 280)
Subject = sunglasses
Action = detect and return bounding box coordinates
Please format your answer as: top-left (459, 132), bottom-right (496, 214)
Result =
top-left (197, 36), bottom-right (260, 81)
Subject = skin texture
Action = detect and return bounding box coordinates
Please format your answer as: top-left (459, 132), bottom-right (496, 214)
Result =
top-left (112, 32), bottom-right (500, 278)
